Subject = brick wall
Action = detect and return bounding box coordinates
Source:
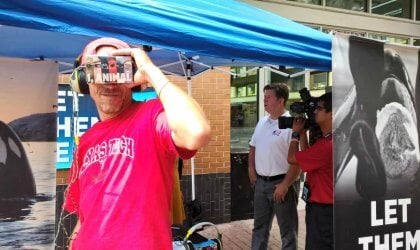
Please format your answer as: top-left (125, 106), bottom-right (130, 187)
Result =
top-left (173, 70), bottom-right (231, 175)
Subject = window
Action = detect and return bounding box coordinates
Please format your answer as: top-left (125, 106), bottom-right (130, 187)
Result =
top-left (269, 67), bottom-right (305, 92)
top-left (290, 75), bottom-right (305, 92)
top-left (287, 0), bottom-right (321, 4)
top-left (322, 28), bottom-right (367, 37)
top-left (310, 72), bottom-right (330, 90)
top-left (326, 0), bottom-right (367, 12)
top-left (371, 0), bottom-right (412, 19)
top-left (247, 83), bottom-right (257, 96)
top-left (368, 33), bottom-right (409, 44)
top-left (230, 86), bottom-right (237, 98)
top-left (237, 86), bottom-right (247, 97)
top-left (231, 67), bottom-right (258, 150)
top-left (231, 66), bottom-right (257, 77)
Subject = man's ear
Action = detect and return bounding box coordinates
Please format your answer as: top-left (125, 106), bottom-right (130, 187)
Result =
top-left (279, 97), bottom-right (285, 106)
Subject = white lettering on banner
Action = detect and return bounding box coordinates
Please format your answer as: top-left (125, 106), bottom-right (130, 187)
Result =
top-left (57, 116), bottom-right (99, 138)
top-left (358, 237), bottom-right (373, 249)
top-left (57, 90), bottom-right (67, 112)
top-left (392, 232), bottom-right (404, 249)
top-left (375, 234), bottom-right (388, 249)
top-left (57, 90), bottom-right (78, 112)
top-left (358, 198), bottom-right (419, 249)
top-left (407, 230), bottom-right (420, 249)
top-left (371, 199), bottom-right (411, 226)
top-left (57, 116), bottom-right (71, 137)
top-left (357, 230), bottom-right (419, 250)
top-left (82, 136), bottom-right (135, 171)
top-left (57, 87), bottom-right (94, 168)
top-left (57, 142), bottom-right (70, 163)
top-left (75, 117), bottom-right (99, 136)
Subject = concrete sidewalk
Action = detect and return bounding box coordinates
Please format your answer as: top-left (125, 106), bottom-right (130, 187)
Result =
top-left (200, 207), bottom-right (306, 249)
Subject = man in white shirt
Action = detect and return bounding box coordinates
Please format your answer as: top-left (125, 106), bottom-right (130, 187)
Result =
top-left (248, 83), bottom-right (299, 250)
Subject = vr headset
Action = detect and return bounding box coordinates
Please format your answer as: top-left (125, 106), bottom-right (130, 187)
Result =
top-left (70, 55), bottom-right (134, 95)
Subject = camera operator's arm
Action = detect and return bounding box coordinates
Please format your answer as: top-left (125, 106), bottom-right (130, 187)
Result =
top-left (288, 118), bottom-right (306, 165)
top-left (299, 130), bottom-right (309, 151)
top-left (275, 121), bottom-right (307, 202)
top-left (248, 146), bottom-right (257, 187)
top-left (274, 164), bottom-right (301, 203)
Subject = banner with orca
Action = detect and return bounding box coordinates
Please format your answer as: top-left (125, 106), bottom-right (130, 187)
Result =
top-left (0, 58), bottom-right (57, 248)
top-left (333, 33), bottom-right (420, 249)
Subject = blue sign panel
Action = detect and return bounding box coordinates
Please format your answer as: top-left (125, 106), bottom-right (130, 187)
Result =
top-left (56, 84), bottom-right (99, 169)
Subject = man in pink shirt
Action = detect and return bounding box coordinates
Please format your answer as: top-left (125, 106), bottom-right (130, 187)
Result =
top-left (63, 38), bottom-right (211, 249)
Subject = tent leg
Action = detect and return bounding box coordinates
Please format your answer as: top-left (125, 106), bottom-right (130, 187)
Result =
top-left (187, 77), bottom-right (196, 200)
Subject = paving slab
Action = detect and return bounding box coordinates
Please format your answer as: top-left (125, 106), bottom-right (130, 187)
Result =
top-left (200, 209), bottom-right (306, 249)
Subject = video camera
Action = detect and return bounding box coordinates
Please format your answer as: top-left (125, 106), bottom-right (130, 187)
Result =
top-left (278, 87), bottom-right (318, 130)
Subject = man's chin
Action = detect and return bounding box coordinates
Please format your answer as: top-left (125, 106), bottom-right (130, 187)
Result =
top-left (99, 103), bottom-right (124, 116)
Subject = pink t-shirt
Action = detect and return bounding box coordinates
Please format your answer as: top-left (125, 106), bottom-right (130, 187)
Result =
top-left (63, 99), bottom-right (195, 250)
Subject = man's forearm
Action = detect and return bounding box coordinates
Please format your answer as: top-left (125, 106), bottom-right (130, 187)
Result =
top-left (248, 147), bottom-right (256, 174)
top-left (288, 140), bottom-right (300, 165)
top-left (144, 64), bottom-right (211, 150)
top-left (300, 132), bottom-right (309, 151)
top-left (248, 146), bottom-right (257, 185)
top-left (282, 164), bottom-right (301, 188)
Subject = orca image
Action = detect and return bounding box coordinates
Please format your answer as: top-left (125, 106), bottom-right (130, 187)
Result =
top-left (0, 59), bottom-right (57, 248)
top-left (0, 120), bottom-right (38, 222)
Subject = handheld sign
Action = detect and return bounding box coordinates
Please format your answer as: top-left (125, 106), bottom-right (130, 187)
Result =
top-left (85, 56), bottom-right (134, 84)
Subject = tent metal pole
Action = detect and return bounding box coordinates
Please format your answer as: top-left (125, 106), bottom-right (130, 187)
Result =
top-left (263, 66), bottom-right (290, 77)
top-left (185, 59), bottom-right (196, 200)
top-left (190, 130), bottom-right (196, 200)
top-left (290, 69), bottom-right (314, 78)
top-left (179, 54), bottom-right (197, 201)
top-left (72, 91), bottom-right (80, 144)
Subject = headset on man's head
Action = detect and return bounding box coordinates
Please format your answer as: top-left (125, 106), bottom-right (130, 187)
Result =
top-left (70, 38), bottom-right (152, 95)
top-left (70, 55), bottom-right (90, 94)
top-left (69, 37), bottom-right (132, 95)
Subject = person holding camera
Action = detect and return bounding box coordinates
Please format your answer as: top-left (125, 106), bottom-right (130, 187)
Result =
top-left (63, 37), bottom-right (211, 249)
top-left (248, 83), bottom-right (299, 250)
top-left (286, 92), bottom-right (333, 250)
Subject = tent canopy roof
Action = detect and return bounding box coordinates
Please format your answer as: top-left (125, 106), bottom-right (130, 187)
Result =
top-left (0, 0), bottom-right (332, 75)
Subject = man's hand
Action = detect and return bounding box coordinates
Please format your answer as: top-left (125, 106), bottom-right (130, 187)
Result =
top-left (249, 169), bottom-right (257, 187)
top-left (248, 146), bottom-right (257, 187)
top-left (292, 117), bottom-right (306, 134)
top-left (111, 48), bottom-right (152, 90)
top-left (274, 182), bottom-right (288, 203)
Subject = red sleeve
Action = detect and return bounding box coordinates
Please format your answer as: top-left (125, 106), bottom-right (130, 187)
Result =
top-left (295, 138), bottom-right (332, 172)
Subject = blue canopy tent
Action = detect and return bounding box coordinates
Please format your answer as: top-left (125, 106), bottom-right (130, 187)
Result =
top-left (0, 0), bottom-right (332, 76)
